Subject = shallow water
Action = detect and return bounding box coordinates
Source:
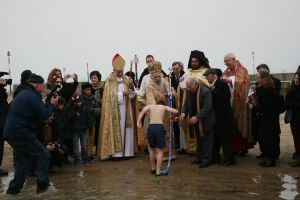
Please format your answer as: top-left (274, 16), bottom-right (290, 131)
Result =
top-left (1, 154), bottom-right (299, 200)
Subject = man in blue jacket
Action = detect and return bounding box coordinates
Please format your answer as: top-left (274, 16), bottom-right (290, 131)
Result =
top-left (4, 73), bottom-right (57, 194)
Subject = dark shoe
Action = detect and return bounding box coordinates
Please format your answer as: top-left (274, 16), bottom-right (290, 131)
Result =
top-left (220, 159), bottom-right (236, 166)
top-left (150, 170), bottom-right (156, 175)
top-left (6, 188), bottom-right (20, 195)
top-left (177, 149), bottom-right (187, 154)
top-left (256, 153), bottom-right (265, 159)
top-left (191, 159), bottom-right (201, 164)
top-left (291, 161), bottom-right (300, 167)
top-left (238, 150), bottom-right (248, 157)
top-left (88, 156), bottom-right (96, 163)
top-left (111, 157), bottom-right (122, 161)
top-left (198, 163), bottom-right (210, 168)
top-left (36, 182), bottom-right (50, 193)
top-left (259, 160), bottom-right (275, 167)
top-left (0, 169), bottom-right (8, 176)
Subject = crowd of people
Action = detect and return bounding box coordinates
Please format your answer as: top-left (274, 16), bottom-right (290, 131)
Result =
top-left (0, 51), bottom-right (299, 194)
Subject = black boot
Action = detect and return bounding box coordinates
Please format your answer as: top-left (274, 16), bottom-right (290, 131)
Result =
top-left (259, 159), bottom-right (275, 167)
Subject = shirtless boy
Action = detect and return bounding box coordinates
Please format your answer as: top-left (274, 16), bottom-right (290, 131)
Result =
top-left (137, 101), bottom-right (178, 176)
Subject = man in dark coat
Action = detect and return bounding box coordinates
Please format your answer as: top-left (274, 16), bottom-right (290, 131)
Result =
top-left (255, 64), bottom-right (281, 159)
top-left (0, 72), bottom-right (10, 176)
top-left (180, 77), bottom-right (215, 168)
top-left (204, 68), bottom-right (239, 165)
top-left (4, 74), bottom-right (58, 194)
top-left (171, 62), bottom-right (185, 149)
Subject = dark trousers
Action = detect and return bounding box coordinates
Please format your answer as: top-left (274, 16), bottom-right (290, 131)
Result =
top-left (214, 139), bottom-right (234, 162)
top-left (94, 116), bottom-right (100, 153)
top-left (6, 139), bottom-right (50, 192)
top-left (259, 133), bottom-right (280, 159)
top-left (192, 125), bottom-right (214, 164)
top-left (0, 131), bottom-right (4, 167)
top-left (173, 122), bottom-right (180, 149)
top-left (291, 122), bottom-right (300, 158)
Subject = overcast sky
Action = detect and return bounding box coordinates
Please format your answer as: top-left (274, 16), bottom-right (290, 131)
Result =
top-left (0, 0), bottom-right (299, 83)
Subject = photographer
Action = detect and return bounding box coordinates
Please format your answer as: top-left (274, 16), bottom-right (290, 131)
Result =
top-left (0, 72), bottom-right (10, 176)
top-left (4, 73), bottom-right (58, 194)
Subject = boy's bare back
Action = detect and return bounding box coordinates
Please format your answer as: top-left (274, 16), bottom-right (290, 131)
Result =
top-left (137, 104), bottom-right (178, 128)
top-left (148, 105), bottom-right (178, 124)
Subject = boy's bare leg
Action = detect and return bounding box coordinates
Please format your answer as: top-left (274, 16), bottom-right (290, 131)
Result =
top-left (148, 146), bottom-right (156, 171)
top-left (156, 148), bottom-right (163, 175)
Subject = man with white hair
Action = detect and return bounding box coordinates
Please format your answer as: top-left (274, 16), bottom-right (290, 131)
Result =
top-left (221, 53), bottom-right (252, 156)
top-left (180, 77), bottom-right (215, 168)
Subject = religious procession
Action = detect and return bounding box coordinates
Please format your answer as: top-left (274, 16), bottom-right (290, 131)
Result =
top-left (0, 50), bottom-right (300, 196)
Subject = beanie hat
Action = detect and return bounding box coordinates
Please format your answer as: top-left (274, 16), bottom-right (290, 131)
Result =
top-left (21, 70), bottom-right (32, 83)
top-left (27, 73), bottom-right (44, 84)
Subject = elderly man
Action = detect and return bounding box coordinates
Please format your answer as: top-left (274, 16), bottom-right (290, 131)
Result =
top-left (204, 68), bottom-right (238, 165)
top-left (180, 77), bottom-right (215, 168)
top-left (177, 50), bottom-right (210, 154)
top-left (221, 53), bottom-right (252, 156)
top-left (4, 74), bottom-right (57, 194)
top-left (98, 54), bottom-right (137, 160)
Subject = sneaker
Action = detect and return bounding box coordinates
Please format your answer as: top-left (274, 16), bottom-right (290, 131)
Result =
top-left (6, 188), bottom-right (20, 195)
top-left (156, 170), bottom-right (168, 176)
top-left (73, 160), bottom-right (81, 166)
top-left (83, 161), bottom-right (89, 166)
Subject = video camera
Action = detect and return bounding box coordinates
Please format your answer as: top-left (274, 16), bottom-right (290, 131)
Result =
top-left (0, 71), bottom-right (12, 85)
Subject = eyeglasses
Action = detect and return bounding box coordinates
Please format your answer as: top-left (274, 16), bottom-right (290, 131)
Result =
top-left (56, 81), bottom-right (62, 84)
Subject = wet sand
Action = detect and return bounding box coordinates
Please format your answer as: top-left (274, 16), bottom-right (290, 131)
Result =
top-left (0, 115), bottom-right (299, 200)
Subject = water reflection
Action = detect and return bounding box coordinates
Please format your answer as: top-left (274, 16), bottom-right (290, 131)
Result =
top-left (279, 174), bottom-right (299, 200)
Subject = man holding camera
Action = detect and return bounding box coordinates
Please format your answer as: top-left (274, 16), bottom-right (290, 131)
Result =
top-left (4, 73), bottom-right (58, 194)
top-left (0, 72), bottom-right (10, 176)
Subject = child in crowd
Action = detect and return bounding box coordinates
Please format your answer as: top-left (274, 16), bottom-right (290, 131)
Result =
top-left (137, 101), bottom-right (178, 176)
top-left (81, 82), bottom-right (100, 162)
top-left (89, 71), bottom-right (103, 155)
top-left (67, 93), bottom-right (90, 166)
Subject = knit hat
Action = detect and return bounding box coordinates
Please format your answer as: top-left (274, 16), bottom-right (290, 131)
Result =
top-left (27, 73), bottom-right (44, 84)
top-left (112, 53), bottom-right (125, 70)
top-left (71, 93), bottom-right (81, 103)
top-left (21, 70), bottom-right (32, 83)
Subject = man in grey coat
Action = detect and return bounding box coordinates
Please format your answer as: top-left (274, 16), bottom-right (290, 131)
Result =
top-left (180, 77), bottom-right (215, 168)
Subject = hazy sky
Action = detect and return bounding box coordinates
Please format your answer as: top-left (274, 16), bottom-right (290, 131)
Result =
top-left (0, 0), bottom-right (299, 83)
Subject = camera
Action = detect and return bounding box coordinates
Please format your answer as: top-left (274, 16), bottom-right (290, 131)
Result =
top-left (0, 72), bottom-right (12, 85)
top-left (5, 79), bottom-right (12, 85)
